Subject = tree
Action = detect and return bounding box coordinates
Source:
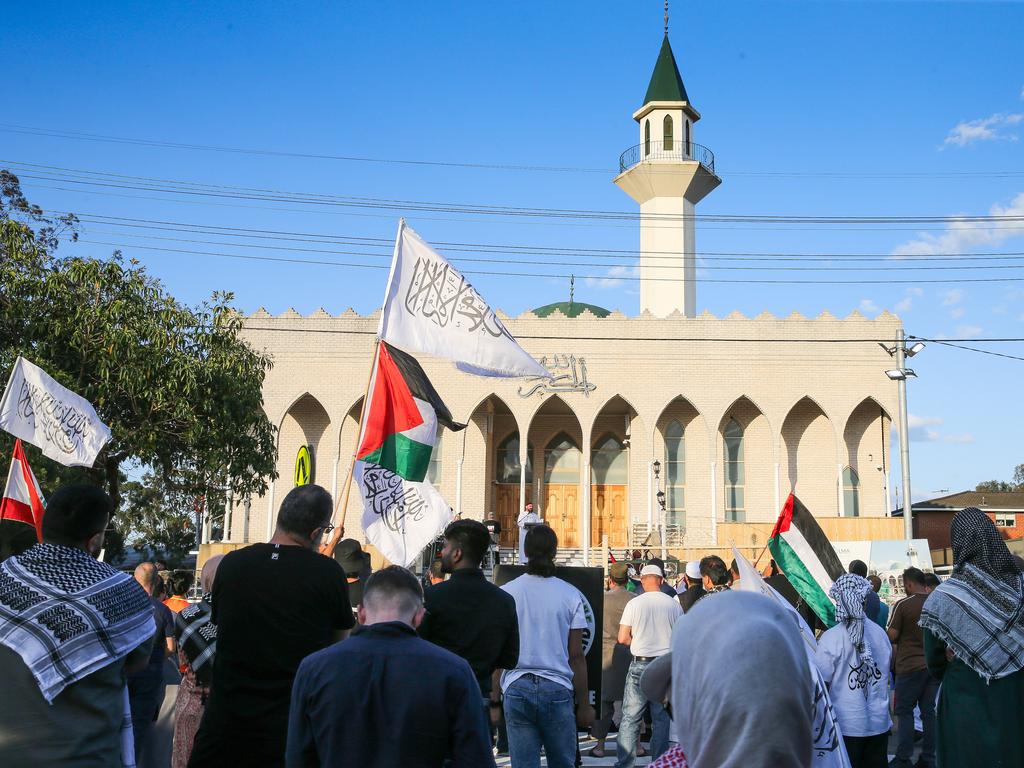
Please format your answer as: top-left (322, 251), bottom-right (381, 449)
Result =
top-left (976, 480), bottom-right (1016, 493)
top-left (1, 170), bottom-right (278, 522)
top-left (117, 473), bottom-right (201, 567)
top-left (975, 464), bottom-right (1024, 493)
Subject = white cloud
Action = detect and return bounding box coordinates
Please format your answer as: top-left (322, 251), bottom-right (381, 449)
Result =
top-left (992, 304), bottom-right (1008, 315)
top-left (908, 415), bottom-right (943, 442)
top-left (893, 287), bottom-right (923, 313)
top-left (908, 414), bottom-right (974, 444)
top-left (950, 307), bottom-right (965, 319)
top-left (943, 113), bottom-right (1024, 147)
top-left (584, 263), bottom-right (638, 289)
top-left (956, 324), bottom-right (983, 337)
top-left (859, 298), bottom-right (881, 314)
top-left (891, 192), bottom-right (1024, 258)
top-left (941, 288), bottom-right (964, 305)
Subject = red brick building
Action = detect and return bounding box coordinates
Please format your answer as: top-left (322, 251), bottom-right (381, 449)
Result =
top-left (902, 491), bottom-right (1024, 552)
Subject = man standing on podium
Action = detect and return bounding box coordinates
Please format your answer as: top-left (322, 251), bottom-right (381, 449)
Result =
top-left (516, 503), bottom-right (540, 564)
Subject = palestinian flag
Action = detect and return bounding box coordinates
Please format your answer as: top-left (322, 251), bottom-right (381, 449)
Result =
top-left (768, 494), bottom-right (845, 627)
top-left (0, 439), bottom-right (46, 542)
top-left (357, 342), bottom-right (464, 479)
top-left (357, 342), bottom-right (464, 566)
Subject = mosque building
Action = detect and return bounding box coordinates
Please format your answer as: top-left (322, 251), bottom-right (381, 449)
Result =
top-left (222, 33), bottom-right (904, 564)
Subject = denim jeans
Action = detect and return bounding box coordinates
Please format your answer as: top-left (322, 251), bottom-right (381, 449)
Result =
top-left (894, 668), bottom-right (939, 764)
top-left (616, 658), bottom-right (670, 768)
top-left (503, 674), bottom-right (577, 768)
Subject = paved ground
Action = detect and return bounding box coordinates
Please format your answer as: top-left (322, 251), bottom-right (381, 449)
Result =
top-left (493, 730), bottom-right (924, 766)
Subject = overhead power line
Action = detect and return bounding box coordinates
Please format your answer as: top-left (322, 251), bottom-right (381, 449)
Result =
top-left (78, 230), bottom-right (1024, 273)
top-left (75, 239), bottom-right (1024, 285)
top-left (8, 160), bottom-right (1024, 225)
top-left (4, 125), bottom-right (1024, 180)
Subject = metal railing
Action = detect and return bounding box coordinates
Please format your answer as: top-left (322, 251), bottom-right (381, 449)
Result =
top-left (619, 140), bottom-right (716, 175)
top-left (630, 521), bottom-right (686, 548)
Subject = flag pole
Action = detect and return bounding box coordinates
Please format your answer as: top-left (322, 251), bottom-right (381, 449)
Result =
top-left (320, 219), bottom-right (405, 557)
top-left (320, 337), bottom-right (379, 557)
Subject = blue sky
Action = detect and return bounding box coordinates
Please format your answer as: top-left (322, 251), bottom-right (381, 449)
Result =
top-left (3, 1), bottom-right (1023, 501)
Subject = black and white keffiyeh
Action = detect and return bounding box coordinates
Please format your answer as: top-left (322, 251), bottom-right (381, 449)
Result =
top-left (829, 573), bottom-right (874, 677)
top-left (0, 543), bottom-right (154, 701)
top-left (920, 507), bottom-right (1024, 681)
top-left (175, 593), bottom-right (217, 685)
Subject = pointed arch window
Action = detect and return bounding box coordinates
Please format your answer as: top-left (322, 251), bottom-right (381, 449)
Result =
top-left (427, 426), bottom-right (443, 485)
top-left (663, 115), bottom-right (674, 151)
top-left (724, 418), bottom-right (745, 522)
top-left (685, 120), bottom-right (691, 156)
top-left (843, 467), bottom-right (861, 518)
top-left (496, 433), bottom-right (532, 484)
top-left (592, 434), bottom-right (627, 485)
top-left (644, 120), bottom-right (651, 156)
top-left (664, 420), bottom-right (685, 526)
top-left (544, 433), bottom-right (581, 484)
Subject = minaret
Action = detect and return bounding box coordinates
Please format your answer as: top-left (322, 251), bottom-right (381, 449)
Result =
top-left (614, 33), bottom-right (721, 318)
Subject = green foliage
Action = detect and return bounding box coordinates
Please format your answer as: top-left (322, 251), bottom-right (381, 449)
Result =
top-left (118, 472), bottom-right (200, 567)
top-left (0, 170), bottom-right (277, 536)
top-left (975, 464), bottom-right (1024, 493)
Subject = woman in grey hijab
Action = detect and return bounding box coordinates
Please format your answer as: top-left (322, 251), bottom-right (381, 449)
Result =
top-left (665, 590), bottom-right (814, 767)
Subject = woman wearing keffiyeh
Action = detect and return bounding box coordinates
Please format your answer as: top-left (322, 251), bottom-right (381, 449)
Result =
top-left (920, 507), bottom-right (1024, 768)
top-left (814, 573), bottom-right (891, 768)
top-left (170, 555), bottom-right (222, 768)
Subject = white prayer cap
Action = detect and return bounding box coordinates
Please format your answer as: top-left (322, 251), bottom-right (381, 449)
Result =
top-left (685, 560), bottom-right (702, 580)
top-left (640, 564), bottom-right (664, 578)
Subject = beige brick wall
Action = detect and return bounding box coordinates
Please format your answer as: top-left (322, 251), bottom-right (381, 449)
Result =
top-left (233, 307), bottom-right (902, 553)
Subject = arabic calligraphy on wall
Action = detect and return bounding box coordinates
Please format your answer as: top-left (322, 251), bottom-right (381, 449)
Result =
top-left (518, 355), bottom-right (596, 398)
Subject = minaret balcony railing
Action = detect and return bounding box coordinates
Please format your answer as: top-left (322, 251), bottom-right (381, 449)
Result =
top-left (618, 140), bottom-right (715, 175)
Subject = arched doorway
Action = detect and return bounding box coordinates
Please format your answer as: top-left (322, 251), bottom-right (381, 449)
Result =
top-left (544, 433), bottom-right (581, 548)
top-left (591, 434), bottom-right (628, 547)
top-left (495, 433), bottom-right (532, 546)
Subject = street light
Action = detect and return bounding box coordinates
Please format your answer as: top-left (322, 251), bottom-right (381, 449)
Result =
top-left (882, 331), bottom-right (923, 551)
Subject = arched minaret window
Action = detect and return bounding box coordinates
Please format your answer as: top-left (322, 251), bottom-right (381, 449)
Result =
top-left (724, 418), bottom-right (745, 522)
top-left (663, 115), bottom-right (674, 151)
top-left (644, 120), bottom-right (651, 156)
top-left (685, 120), bottom-right (691, 156)
top-left (843, 467), bottom-right (861, 517)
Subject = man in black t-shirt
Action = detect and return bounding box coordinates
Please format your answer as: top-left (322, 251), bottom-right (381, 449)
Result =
top-left (189, 485), bottom-right (354, 768)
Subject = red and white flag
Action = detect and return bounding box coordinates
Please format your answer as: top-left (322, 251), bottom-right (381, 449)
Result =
top-left (0, 439), bottom-right (46, 541)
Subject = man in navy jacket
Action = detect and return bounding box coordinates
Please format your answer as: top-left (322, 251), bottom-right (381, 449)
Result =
top-left (286, 566), bottom-right (494, 768)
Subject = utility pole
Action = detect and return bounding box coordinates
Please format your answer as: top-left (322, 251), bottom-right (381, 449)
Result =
top-left (895, 329), bottom-right (914, 545)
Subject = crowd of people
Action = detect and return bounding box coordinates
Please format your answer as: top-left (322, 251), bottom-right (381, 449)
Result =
top-left (0, 482), bottom-right (1021, 768)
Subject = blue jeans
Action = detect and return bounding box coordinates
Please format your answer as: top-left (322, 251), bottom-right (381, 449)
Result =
top-left (503, 674), bottom-right (577, 768)
top-left (894, 668), bottom-right (939, 764)
top-left (616, 658), bottom-right (670, 768)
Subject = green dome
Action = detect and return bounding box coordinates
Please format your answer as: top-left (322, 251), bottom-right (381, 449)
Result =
top-left (531, 301), bottom-right (611, 318)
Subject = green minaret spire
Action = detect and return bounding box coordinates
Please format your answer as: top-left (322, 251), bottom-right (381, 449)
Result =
top-left (643, 35), bottom-right (691, 106)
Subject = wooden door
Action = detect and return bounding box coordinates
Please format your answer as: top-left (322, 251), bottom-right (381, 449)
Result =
top-left (591, 484), bottom-right (628, 547)
top-left (544, 483), bottom-right (580, 548)
top-left (495, 485), bottom-right (520, 547)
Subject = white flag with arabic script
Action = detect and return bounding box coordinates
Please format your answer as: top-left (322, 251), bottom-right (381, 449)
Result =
top-left (378, 221), bottom-right (550, 379)
top-left (357, 461), bottom-right (452, 567)
top-left (0, 357), bottom-right (112, 467)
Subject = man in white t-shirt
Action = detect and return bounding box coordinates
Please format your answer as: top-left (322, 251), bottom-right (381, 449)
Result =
top-left (499, 525), bottom-right (594, 768)
top-left (615, 564), bottom-right (683, 767)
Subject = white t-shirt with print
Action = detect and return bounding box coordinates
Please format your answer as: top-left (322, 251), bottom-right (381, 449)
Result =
top-left (814, 619), bottom-right (892, 738)
top-left (618, 590), bottom-right (683, 658)
top-left (500, 574), bottom-right (588, 692)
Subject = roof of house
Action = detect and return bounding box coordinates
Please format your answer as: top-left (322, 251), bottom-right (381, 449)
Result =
top-left (644, 35), bottom-right (691, 105)
top-left (910, 490), bottom-right (1024, 512)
